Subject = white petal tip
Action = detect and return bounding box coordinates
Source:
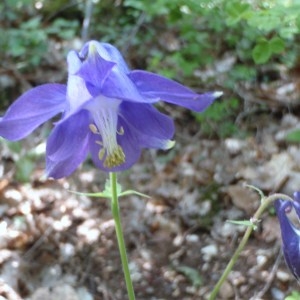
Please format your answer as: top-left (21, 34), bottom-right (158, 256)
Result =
top-left (165, 140), bottom-right (176, 150)
top-left (89, 41), bottom-right (98, 54)
top-left (213, 91), bottom-right (223, 98)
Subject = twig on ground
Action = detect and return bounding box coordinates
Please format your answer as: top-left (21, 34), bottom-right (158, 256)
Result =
top-left (250, 246), bottom-right (282, 300)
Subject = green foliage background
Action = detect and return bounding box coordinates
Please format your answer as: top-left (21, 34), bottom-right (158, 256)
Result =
top-left (1, 0), bottom-right (300, 139)
top-left (3, 0), bottom-right (300, 73)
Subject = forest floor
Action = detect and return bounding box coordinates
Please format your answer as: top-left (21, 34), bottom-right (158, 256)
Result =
top-left (1, 51), bottom-right (300, 300)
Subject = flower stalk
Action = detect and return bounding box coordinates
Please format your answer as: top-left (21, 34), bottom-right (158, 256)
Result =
top-left (110, 172), bottom-right (135, 300)
top-left (208, 193), bottom-right (293, 300)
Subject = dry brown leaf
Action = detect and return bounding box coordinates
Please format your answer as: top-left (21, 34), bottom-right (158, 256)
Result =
top-left (226, 185), bottom-right (260, 214)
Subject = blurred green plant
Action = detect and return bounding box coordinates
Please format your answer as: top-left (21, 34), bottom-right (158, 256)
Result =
top-left (47, 18), bottom-right (79, 40)
top-left (113, 0), bottom-right (300, 73)
top-left (7, 16), bottom-right (48, 67)
top-left (285, 291), bottom-right (300, 300)
top-left (193, 98), bottom-right (241, 138)
top-left (175, 265), bottom-right (203, 287)
top-left (2, 0), bottom-right (300, 142)
top-left (252, 37), bottom-right (285, 64)
top-left (1, 138), bottom-right (45, 182)
top-left (285, 129), bottom-right (300, 143)
top-left (1, 0), bottom-right (79, 69)
top-left (223, 64), bottom-right (257, 90)
top-left (225, 0), bottom-right (300, 65)
top-left (2, 0), bottom-right (298, 80)
top-left (2, 0), bottom-right (300, 74)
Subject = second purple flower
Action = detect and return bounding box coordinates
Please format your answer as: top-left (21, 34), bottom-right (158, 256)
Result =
top-left (275, 192), bottom-right (300, 281)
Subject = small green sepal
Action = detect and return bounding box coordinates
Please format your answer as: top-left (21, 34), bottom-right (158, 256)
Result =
top-left (69, 179), bottom-right (150, 199)
top-left (227, 219), bottom-right (258, 230)
top-left (119, 190), bottom-right (151, 198)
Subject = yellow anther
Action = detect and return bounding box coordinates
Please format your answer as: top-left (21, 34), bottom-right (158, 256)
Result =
top-left (89, 124), bottom-right (99, 134)
top-left (89, 111), bottom-right (125, 168)
top-left (98, 148), bottom-right (106, 160)
top-left (117, 126), bottom-right (124, 135)
top-left (104, 145), bottom-right (125, 168)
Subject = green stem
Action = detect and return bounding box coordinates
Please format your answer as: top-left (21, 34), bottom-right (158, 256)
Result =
top-left (110, 172), bottom-right (135, 300)
top-left (208, 193), bottom-right (293, 300)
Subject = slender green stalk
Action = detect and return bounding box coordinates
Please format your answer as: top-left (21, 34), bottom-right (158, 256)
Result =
top-left (208, 193), bottom-right (293, 300)
top-left (110, 172), bottom-right (135, 300)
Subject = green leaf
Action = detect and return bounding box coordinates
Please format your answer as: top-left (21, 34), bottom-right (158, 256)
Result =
top-left (285, 291), bottom-right (300, 300)
top-left (247, 11), bottom-right (281, 32)
top-left (21, 17), bottom-right (41, 30)
top-left (69, 190), bottom-right (112, 198)
top-left (252, 39), bottom-right (271, 64)
top-left (225, 1), bottom-right (250, 25)
top-left (285, 129), bottom-right (300, 143)
top-left (15, 157), bottom-right (35, 183)
top-left (5, 140), bottom-right (22, 154)
top-left (269, 36), bottom-right (285, 54)
top-left (176, 266), bottom-right (202, 287)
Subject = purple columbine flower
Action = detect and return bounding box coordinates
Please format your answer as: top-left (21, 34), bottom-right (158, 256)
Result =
top-left (275, 192), bottom-right (300, 281)
top-left (0, 40), bottom-right (222, 178)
